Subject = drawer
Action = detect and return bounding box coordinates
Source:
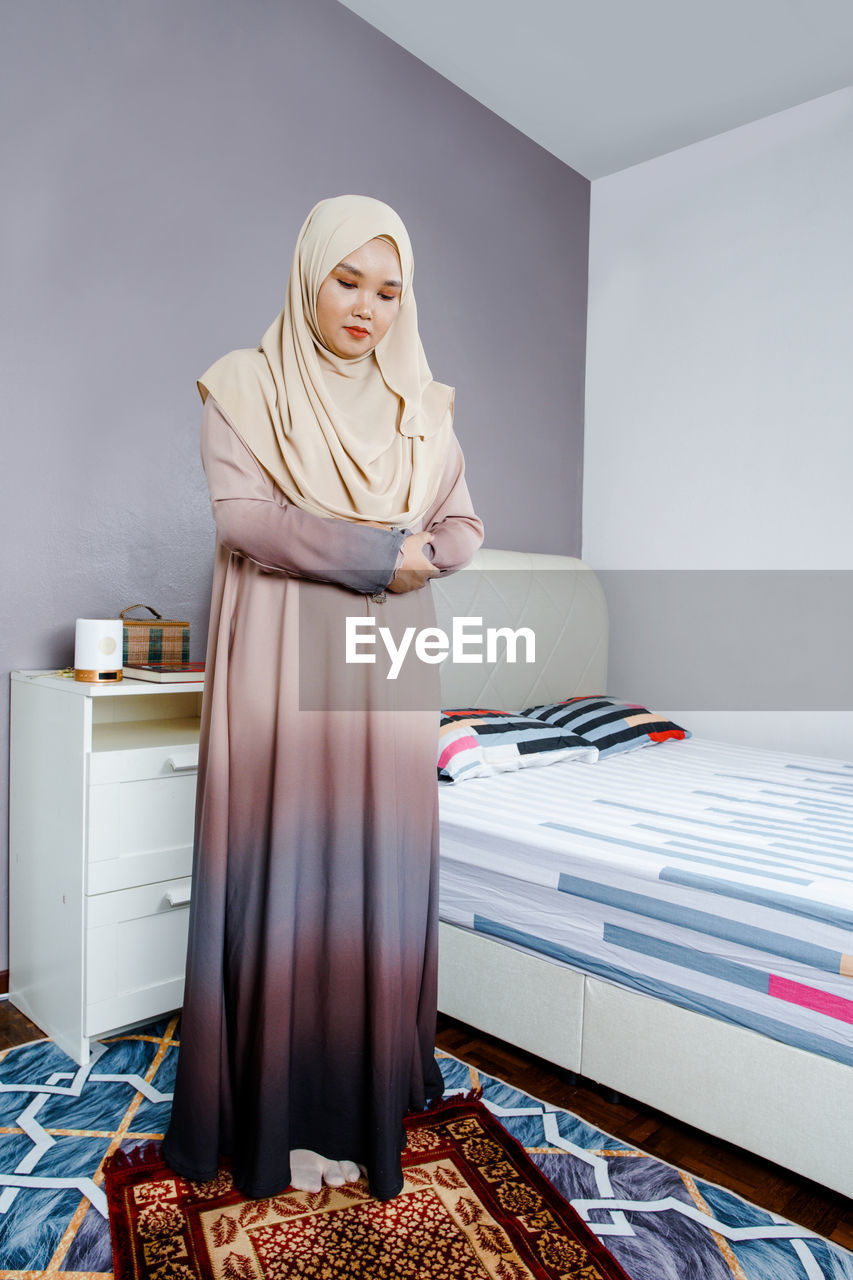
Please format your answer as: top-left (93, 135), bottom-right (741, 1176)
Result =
top-left (86, 977), bottom-right (186, 1041)
top-left (89, 718), bottom-right (200, 785)
top-left (85, 876), bottom-right (191, 1034)
top-left (88, 774), bottom-right (196, 893)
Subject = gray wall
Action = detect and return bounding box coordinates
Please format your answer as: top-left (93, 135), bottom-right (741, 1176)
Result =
top-left (1, 0), bottom-right (589, 971)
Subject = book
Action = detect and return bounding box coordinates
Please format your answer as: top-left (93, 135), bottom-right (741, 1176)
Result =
top-left (123, 662), bottom-right (206, 684)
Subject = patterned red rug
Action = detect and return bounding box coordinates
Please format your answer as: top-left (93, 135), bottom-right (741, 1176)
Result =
top-left (105, 1095), bottom-right (631, 1279)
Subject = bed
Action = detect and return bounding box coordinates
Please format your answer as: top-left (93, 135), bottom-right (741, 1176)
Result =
top-left (431, 549), bottom-right (853, 1198)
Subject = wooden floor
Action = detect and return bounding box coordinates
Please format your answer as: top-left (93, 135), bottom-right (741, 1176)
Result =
top-left (0, 999), bottom-right (47, 1053)
top-left (1, 998), bottom-right (850, 1248)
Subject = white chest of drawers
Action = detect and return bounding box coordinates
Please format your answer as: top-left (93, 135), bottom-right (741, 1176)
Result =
top-left (9, 671), bottom-right (204, 1064)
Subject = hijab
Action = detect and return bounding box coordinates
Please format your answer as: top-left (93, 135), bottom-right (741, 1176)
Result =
top-left (198, 194), bottom-right (454, 525)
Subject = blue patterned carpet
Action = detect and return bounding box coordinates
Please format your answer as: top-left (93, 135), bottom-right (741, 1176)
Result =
top-left (0, 1017), bottom-right (851, 1278)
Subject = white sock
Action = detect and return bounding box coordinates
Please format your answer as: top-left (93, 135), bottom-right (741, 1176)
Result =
top-left (289, 1149), bottom-right (362, 1192)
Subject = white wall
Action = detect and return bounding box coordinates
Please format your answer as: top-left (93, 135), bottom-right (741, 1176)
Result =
top-left (583, 87), bottom-right (853, 757)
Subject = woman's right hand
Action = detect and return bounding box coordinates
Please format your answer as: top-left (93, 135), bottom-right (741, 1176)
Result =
top-left (387, 531), bottom-right (438, 593)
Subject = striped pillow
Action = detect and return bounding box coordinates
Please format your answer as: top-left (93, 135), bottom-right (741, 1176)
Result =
top-left (520, 696), bottom-right (690, 758)
top-left (438, 708), bottom-right (598, 783)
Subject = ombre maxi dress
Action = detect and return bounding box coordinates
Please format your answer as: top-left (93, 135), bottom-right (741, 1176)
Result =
top-left (162, 397), bottom-right (483, 1201)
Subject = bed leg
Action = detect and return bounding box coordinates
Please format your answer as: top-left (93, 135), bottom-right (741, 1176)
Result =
top-left (600, 1085), bottom-right (626, 1105)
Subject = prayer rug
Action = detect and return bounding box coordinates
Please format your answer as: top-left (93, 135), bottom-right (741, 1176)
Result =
top-left (104, 1095), bottom-right (630, 1280)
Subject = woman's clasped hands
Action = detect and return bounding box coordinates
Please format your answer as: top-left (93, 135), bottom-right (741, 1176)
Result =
top-left (361, 524), bottom-right (438, 594)
top-left (388, 531), bottom-right (437, 593)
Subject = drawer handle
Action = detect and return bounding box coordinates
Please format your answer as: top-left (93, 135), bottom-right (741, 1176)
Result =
top-left (166, 749), bottom-right (199, 772)
top-left (165, 887), bottom-right (192, 908)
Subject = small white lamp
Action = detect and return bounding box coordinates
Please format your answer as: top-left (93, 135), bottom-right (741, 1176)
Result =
top-left (74, 618), bottom-right (124, 683)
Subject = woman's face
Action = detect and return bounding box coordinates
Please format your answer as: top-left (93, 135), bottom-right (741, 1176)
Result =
top-left (315, 237), bottom-right (402, 358)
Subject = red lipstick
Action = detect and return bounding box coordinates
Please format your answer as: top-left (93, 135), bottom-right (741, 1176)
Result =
top-left (344, 326), bottom-right (369, 338)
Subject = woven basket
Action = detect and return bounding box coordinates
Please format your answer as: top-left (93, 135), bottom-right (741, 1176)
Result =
top-left (121, 605), bottom-right (190, 667)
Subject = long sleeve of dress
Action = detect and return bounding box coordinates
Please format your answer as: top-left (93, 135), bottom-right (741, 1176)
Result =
top-left (417, 433), bottom-right (484, 574)
top-left (201, 396), bottom-right (406, 596)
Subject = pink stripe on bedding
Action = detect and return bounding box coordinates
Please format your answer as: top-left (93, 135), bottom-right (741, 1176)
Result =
top-left (437, 734), bottom-right (478, 771)
top-left (769, 974), bottom-right (853, 1025)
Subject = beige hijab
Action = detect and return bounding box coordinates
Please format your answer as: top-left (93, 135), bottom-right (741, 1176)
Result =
top-left (198, 194), bottom-right (454, 525)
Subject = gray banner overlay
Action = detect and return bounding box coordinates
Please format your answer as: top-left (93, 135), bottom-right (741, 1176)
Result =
top-left (297, 569), bottom-right (853, 712)
top-left (601, 570), bottom-right (853, 712)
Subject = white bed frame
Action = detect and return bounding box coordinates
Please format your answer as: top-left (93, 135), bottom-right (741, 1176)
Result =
top-left (432, 549), bottom-right (852, 1198)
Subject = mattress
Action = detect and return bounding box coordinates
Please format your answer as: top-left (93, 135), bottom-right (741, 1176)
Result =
top-left (437, 738), bottom-right (853, 1066)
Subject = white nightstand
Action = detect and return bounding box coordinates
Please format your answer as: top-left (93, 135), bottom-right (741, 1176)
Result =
top-left (9, 670), bottom-right (204, 1064)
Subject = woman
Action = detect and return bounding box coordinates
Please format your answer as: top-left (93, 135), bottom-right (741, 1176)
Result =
top-left (162, 194), bottom-right (484, 1202)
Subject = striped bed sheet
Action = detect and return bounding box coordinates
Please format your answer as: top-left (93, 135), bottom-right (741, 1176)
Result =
top-left (437, 737), bottom-right (853, 1067)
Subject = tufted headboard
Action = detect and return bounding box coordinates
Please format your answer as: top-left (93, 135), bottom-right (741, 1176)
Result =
top-left (431, 548), bottom-right (609, 711)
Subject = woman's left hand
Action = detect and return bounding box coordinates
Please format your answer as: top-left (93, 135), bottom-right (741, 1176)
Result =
top-left (387, 531), bottom-right (437, 593)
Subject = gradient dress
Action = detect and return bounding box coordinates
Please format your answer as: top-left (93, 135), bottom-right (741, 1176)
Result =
top-left (162, 397), bottom-right (483, 1200)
